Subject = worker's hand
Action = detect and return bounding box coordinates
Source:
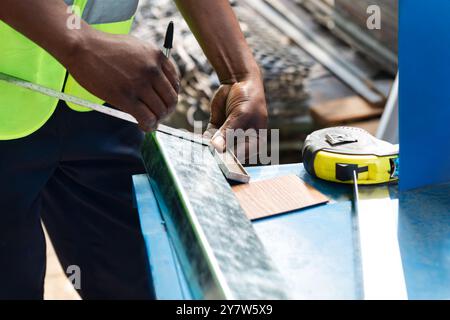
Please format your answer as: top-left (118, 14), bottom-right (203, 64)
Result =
top-left (204, 71), bottom-right (268, 159)
top-left (66, 30), bottom-right (179, 132)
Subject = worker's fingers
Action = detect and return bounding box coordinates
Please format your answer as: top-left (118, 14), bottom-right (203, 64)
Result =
top-left (130, 99), bottom-right (158, 132)
top-left (161, 57), bottom-right (180, 93)
top-left (152, 74), bottom-right (179, 113)
top-left (209, 85), bottom-right (231, 127)
top-left (211, 115), bottom-right (260, 161)
top-left (204, 85), bottom-right (231, 148)
top-left (138, 88), bottom-right (168, 119)
top-left (236, 134), bottom-right (259, 163)
top-left (203, 123), bottom-right (219, 140)
top-left (211, 123), bottom-right (229, 153)
top-left (212, 128), bottom-right (259, 162)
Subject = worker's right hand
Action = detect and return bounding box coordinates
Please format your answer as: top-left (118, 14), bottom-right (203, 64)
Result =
top-left (66, 29), bottom-right (180, 132)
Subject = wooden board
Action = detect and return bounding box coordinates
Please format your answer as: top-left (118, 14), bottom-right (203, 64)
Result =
top-left (350, 118), bottom-right (380, 136)
top-left (310, 95), bottom-right (383, 126)
top-left (232, 175), bottom-right (329, 220)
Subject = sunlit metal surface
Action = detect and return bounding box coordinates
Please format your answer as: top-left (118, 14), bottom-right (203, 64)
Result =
top-left (141, 130), bottom-right (287, 299)
top-left (356, 186), bottom-right (407, 299)
top-left (134, 164), bottom-right (450, 299)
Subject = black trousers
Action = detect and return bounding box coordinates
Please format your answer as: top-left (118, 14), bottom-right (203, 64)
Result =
top-left (0, 102), bottom-right (154, 299)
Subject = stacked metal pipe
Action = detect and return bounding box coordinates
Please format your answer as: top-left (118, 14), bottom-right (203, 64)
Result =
top-left (296, 0), bottom-right (398, 74)
top-left (335, 0), bottom-right (398, 54)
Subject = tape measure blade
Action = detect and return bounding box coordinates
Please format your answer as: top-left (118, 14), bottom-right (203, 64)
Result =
top-left (0, 71), bottom-right (138, 124)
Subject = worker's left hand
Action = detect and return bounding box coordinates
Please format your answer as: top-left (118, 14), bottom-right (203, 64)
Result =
top-left (204, 72), bottom-right (268, 160)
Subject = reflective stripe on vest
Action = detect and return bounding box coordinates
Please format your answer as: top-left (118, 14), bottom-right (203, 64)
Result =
top-left (0, 0), bottom-right (139, 140)
top-left (83, 0), bottom-right (139, 24)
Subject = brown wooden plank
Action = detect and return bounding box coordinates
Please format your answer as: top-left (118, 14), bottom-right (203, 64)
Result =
top-left (350, 118), bottom-right (381, 136)
top-left (232, 175), bottom-right (329, 221)
top-left (310, 95), bottom-right (383, 126)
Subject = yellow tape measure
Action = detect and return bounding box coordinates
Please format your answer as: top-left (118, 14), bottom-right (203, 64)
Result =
top-left (302, 127), bottom-right (399, 185)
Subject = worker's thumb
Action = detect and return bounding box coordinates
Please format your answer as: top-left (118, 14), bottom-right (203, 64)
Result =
top-left (203, 122), bottom-right (219, 141)
top-left (211, 125), bottom-right (228, 153)
top-left (204, 84), bottom-right (232, 152)
top-left (211, 115), bottom-right (239, 153)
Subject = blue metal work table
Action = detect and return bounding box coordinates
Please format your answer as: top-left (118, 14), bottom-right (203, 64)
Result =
top-left (133, 163), bottom-right (450, 300)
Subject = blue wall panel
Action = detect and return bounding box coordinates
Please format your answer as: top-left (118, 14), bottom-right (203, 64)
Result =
top-left (399, 0), bottom-right (450, 190)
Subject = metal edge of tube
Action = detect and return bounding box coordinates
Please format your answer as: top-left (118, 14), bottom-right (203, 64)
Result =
top-left (141, 131), bottom-right (288, 300)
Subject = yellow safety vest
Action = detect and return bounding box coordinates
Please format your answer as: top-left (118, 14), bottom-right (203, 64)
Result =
top-left (0, 0), bottom-right (139, 140)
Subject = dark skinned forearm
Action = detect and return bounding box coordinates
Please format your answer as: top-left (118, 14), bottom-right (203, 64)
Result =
top-left (174, 0), bottom-right (260, 84)
top-left (0, 0), bottom-right (180, 131)
top-left (174, 0), bottom-right (268, 153)
top-left (0, 0), bottom-right (91, 67)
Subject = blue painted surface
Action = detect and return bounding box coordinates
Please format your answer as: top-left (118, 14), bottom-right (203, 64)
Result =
top-left (132, 175), bottom-right (189, 299)
top-left (397, 184), bottom-right (450, 299)
top-left (133, 163), bottom-right (450, 299)
top-left (248, 164), bottom-right (361, 299)
top-left (253, 201), bottom-right (359, 299)
top-left (399, 0), bottom-right (450, 190)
